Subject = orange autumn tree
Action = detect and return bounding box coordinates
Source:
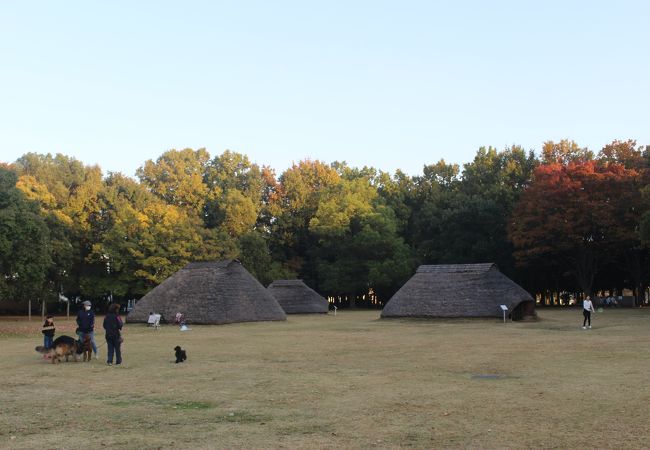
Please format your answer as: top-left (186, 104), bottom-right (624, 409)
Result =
top-left (508, 160), bottom-right (644, 297)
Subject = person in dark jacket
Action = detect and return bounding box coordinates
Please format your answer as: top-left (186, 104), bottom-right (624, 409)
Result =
top-left (103, 303), bottom-right (123, 366)
top-left (41, 315), bottom-right (55, 349)
top-left (76, 300), bottom-right (97, 358)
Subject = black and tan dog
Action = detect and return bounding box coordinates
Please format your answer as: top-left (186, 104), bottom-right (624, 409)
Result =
top-left (80, 335), bottom-right (92, 362)
top-left (35, 335), bottom-right (81, 364)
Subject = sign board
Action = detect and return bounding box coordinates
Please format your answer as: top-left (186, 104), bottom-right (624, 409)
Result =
top-left (500, 304), bottom-right (508, 323)
top-left (147, 314), bottom-right (161, 325)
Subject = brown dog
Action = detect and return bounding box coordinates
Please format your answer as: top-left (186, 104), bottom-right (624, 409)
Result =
top-left (80, 335), bottom-right (92, 362)
top-left (35, 335), bottom-right (79, 364)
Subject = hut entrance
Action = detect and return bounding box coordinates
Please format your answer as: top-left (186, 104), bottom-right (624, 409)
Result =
top-left (510, 301), bottom-right (536, 321)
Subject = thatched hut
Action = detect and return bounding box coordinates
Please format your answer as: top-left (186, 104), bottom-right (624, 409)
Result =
top-left (381, 263), bottom-right (535, 320)
top-left (127, 260), bottom-right (286, 325)
top-left (267, 279), bottom-right (329, 314)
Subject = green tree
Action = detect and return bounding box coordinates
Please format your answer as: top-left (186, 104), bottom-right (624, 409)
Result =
top-left (269, 160), bottom-right (340, 275)
top-left (86, 172), bottom-right (236, 298)
top-left (237, 232), bottom-right (295, 286)
top-left (408, 147), bottom-right (536, 278)
top-left (309, 177), bottom-right (414, 304)
top-left (137, 148), bottom-right (210, 213)
top-left (0, 167), bottom-right (52, 303)
top-left (408, 159), bottom-right (460, 261)
top-left (374, 169), bottom-right (415, 238)
top-left (542, 139), bottom-right (593, 165)
top-left (14, 153), bottom-right (104, 299)
top-left (203, 151), bottom-right (273, 240)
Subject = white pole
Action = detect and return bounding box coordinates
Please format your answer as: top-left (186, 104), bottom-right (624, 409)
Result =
top-left (500, 305), bottom-right (508, 323)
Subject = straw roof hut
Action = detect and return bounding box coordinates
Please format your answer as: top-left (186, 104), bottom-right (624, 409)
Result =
top-left (381, 263), bottom-right (535, 320)
top-left (127, 260), bottom-right (286, 325)
top-left (267, 279), bottom-right (329, 314)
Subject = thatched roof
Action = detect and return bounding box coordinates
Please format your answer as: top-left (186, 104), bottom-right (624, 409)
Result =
top-left (267, 279), bottom-right (329, 314)
top-left (381, 263), bottom-right (535, 320)
top-left (127, 260), bottom-right (286, 325)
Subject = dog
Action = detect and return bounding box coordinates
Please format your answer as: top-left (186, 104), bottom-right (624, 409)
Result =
top-left (174, 346), bottom-right (187, 363)
top-left (35, 335), bottom-right (80, 364)
top-left (80, 335), bottom-right (92, 362)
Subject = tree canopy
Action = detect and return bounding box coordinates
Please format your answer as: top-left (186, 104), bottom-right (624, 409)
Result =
top-left (1, 139), bottom-right (649, 310)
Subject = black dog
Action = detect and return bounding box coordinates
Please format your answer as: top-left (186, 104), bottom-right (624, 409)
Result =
top-left (174, 346), bottom-right (187, 363)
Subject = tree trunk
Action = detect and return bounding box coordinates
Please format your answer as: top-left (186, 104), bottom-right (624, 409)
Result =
top-left (623, 248), bottom-right (649, 308)
top-left (569, 247), bottom-right (598, 298)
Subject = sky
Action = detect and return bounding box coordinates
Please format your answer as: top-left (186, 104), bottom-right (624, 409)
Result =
top-left (1, 1), bottom-right (649, 178)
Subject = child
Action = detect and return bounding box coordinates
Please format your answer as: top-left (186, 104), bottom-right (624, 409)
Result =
top-left (42, 315), bottom-right (55, 349)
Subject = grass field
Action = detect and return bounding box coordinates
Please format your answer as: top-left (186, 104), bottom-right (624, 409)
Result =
top-left (2, 308), bottom-right (649, 449)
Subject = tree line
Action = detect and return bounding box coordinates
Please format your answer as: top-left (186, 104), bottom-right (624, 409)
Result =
top-left (1, 139), bottom-right (649, 311)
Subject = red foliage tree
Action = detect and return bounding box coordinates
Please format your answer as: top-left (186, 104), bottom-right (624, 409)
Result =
top-left (508, 160), bottom-right (644, 297)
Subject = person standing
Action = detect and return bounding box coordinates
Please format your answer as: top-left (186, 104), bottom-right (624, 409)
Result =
top-left (76, 300), bottom-right (98, 358)
top-left (174, 311), bottom-right (184, 325)
top-left (582, 296), bottom-right (595, 329)
top-left (41, 315), bottom-right (55, 349)
top-left (103, 303), bottom-right (123, 366)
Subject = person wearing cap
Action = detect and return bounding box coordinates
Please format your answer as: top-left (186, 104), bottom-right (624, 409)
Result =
top-left (76, 300), bottom-right (98, 358)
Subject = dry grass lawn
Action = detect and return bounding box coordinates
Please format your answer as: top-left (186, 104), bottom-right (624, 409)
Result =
top-left (1, 308), bottom-right (649, 449)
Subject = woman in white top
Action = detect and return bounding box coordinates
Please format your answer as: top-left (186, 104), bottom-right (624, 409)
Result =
top-left (582, 296), bottom-right (595, 329)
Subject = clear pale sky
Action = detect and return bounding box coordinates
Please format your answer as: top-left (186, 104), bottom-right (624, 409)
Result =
top-left (1, 1), bottom-right (648, 177)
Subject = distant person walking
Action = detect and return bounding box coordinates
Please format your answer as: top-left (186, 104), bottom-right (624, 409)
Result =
top-left (76, 300), bottom-right (98, 358)
top-left (103, 303), bottom-right (123, 366)
top-left (582, 296), bottom-right (595, 329)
